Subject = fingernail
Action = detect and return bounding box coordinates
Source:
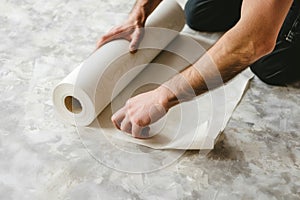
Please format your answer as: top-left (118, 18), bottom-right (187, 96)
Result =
top-left (129, 47), bottom-right (137, 54)
top-left (111, 115), bottom-right (116, 123)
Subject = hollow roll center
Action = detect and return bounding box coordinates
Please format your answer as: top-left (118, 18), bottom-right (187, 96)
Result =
top-left (64, 96), bottom-right (82, 114)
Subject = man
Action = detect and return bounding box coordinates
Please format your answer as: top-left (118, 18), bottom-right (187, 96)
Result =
top-left (97, 0), bottom-right (300, 138)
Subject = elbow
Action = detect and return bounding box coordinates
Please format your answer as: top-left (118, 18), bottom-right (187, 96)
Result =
top-left (251, 37), bottom-right (276, 63)
top-left (239, 38), bottom-right (276, 66)
top-left (232, 21), bottom-right (277, 65)
top-left (256, 38), bottom-right (276, 57)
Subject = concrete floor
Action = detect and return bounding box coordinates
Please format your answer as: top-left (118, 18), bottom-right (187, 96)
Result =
top-left (0, 0), bottom-right (299, 199)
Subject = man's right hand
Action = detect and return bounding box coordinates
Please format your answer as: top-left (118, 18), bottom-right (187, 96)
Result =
top-left (96, 17), bottom-right (145, 53)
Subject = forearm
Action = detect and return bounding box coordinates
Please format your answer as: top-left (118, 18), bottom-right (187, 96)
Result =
top-left (129, 0), bottom-right (163, 25)
top-left (156, 30), bottom-right (268, 109)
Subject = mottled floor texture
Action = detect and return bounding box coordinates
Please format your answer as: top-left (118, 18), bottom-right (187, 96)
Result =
top-left (1, 0), bottom-right (299, 199)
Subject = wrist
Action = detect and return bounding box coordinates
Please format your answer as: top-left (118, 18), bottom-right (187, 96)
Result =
top-left (154, 85), bottom-right (179, 111)
top-left (129, 0), bottom-right (162, 26)
top-left (129, 4), bottom-right (147, 26)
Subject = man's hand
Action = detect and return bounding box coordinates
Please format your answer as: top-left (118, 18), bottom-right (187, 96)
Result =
top-left (96, 18), bottom-right (144, 53)
top-left (111, 87), bottom-right (175, 138)
top-left (96, 0), bottom-right (162, 53)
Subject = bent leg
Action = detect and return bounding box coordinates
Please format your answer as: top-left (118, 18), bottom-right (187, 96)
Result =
top-left (250, 1), bottom-right (300, 86)
top-left (250, 40), bottom-right (300, 86)
top-left (184, 0), bottom-right (243, 32)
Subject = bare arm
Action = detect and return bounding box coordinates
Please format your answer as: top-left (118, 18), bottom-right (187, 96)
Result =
top-left (112, 0), bottom-right (293, 138)
top-left (96, 0), bottom-right (162, 52)
top-left (159, 0), bottom-right (293, 107)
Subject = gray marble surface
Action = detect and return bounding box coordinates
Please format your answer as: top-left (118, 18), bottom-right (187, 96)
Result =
top-left (0, 0), bottom-right (299, 199)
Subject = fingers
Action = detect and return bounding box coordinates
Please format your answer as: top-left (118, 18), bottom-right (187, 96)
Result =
top-left (96, 31), bottom-right (124, 49)
top-left (129, 28), bottom-right (144, 53)
top-left (97, 31), bottom-right (117, 49)
top-left (96, 36), bottom-right (111, 49)
top-left (120, 116), bottom-right (132, 134)
top-left (111, 107), bottom-right (150, 138)
top-left (97, 26), bottom-right (143, 53)
top-left (132, 124), bottom-right (150, 139)
top-left (131, 123), bottom-right (142, 137)
top-left (111, 107), bottom-right (126, 129)
top-left (112, 107), bottom-right (134, 134)
top-left (96, 26), bottom-right (133, 49)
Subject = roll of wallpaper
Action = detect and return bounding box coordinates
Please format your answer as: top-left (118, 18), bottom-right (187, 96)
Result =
top-left (53, 0), bottom-right (185, 126)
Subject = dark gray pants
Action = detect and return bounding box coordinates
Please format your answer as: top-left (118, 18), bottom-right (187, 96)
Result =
top-left (185, 0), bottom-right (300, 85)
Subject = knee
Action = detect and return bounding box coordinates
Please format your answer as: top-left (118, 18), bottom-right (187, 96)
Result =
top-left (250, 60), bottom-right (287, 86)
top-left (184, 0), bottom-right (241, 32)
top-left (184, 0), bottom-right (198, 30)
top-left (184, 0), bottom-right (213, 31)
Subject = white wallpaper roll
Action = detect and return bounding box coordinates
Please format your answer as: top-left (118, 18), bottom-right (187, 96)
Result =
top-left (53, 0), bottom-right (185, 126)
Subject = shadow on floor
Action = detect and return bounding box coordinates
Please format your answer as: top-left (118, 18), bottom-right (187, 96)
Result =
top-left (206, 133), bottom-right (245, 161)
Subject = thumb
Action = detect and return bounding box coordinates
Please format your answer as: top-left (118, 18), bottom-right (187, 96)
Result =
top-left (129, 28), bottom-right (144, 53)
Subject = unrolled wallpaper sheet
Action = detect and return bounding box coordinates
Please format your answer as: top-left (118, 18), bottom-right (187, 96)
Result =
top-left (53, 0), bottom-right (254, 150)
